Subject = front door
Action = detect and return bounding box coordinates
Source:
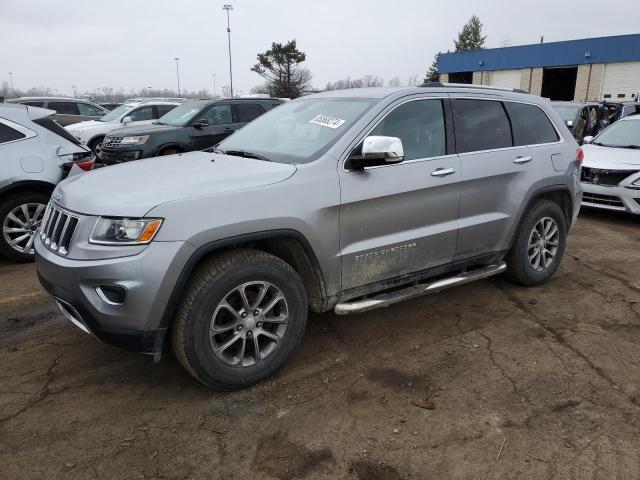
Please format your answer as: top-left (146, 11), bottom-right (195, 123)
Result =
top-left (190, 103), bottom-right (237, 150)
top-left (338, 98), bottom-right (461, 290)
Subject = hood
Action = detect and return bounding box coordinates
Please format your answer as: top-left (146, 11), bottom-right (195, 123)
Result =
top-left (66, 119), bottom-right (103, 131)
top-left (582, 144), bottom-right (640, 170)
top-left (54, 151), bottom-right (297, 217)
top-left (108, 123), bottom-right (180, 137)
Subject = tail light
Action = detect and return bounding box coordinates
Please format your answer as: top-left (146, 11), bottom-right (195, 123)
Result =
top-left (576, 148), bottom-right (584, 166)
top-left (62, 156), bottom-right (95, 178)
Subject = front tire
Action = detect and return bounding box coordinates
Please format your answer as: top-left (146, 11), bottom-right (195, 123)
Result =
top-left (88, 136), bottom-right (105, 162)
top-left (171, 249), bottom-right (307, 390)
top-left (0, 192), bottom-right (49, 262)
top-left (505, 200), bottom-right (567, 286)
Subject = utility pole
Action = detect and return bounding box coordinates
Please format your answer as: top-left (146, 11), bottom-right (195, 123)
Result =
top-left (8, 72), bottom-right (15, 97)
top-left (72, 85), bottom-right (77, 97)
top-left (174, 57), bottom-right (181, 98)
top-left (212, 73), bottom-right (217, 98)
top-left (223, 4), bottom-right (233, 97)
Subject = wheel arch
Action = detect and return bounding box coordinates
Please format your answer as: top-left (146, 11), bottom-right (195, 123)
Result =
top-left (508, 184), bottom-right (573, 250)
top-left (159, 229), bottom-right (328, 331)
top-left (154, 143), bottom-right (188, 156)
top-left (0, 181), bottom-right (56, 203)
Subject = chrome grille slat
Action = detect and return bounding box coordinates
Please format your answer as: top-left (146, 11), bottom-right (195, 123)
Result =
top-left (39, 203), bottom-right (79, 256)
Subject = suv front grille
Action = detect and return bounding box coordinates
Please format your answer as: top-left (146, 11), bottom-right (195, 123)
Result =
top-left (101, 136), bottom-right (123, 152)
top-left (580, 167), bottom-right (637, 186)
top-left (582, 192), bottom-right (625, 208)
top-left (40, 204), bottom-right (79, 256)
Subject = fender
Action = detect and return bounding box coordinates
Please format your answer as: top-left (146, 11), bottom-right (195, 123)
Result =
top-left (507, 183), bottom-right (573, 249)
top-left (157, 228), bottom-right (327, 330)
top-left (0, 180), bottom-right (56, 199)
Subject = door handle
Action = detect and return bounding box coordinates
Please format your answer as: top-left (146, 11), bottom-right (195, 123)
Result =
top-left (431, 167), bottom-right (456, 177)
top-left (514, 156), bottom-right (533, 164)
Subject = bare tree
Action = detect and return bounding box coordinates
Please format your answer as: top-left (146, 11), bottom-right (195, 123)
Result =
top-left (406, 75), bottom-right (419, 86)
top-left (388, 77), bottom-right (401, 87)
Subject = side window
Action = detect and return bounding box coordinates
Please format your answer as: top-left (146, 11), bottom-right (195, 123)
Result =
top-left (128, 106), bottom-right (154, 122)
top-left (47, 102), bottom-right (80, 115)
top-left (504, 102), bottom-right (559, 146)
top-left (23, 101), bottom-right (44, 107)
top-left (232, 103), bottom-right (265, 123)
top-left (369, 99), bottom-right (446, 161)
top-left (452, 99), bottom-right (512, 153)
top-left (77, 103), bottom-right (105, 116)
top-left (203, 104), bottom-right (232, 125)
top-left (0, 122), bottom-right (26, 143)
top-left (155, 105), bottom-right (176, 118)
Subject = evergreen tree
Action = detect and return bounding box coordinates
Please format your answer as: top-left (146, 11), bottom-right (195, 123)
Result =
top-left (454, 15), bottom-right (486, 52)
top-left (424, 54), bottom-right (440, 83)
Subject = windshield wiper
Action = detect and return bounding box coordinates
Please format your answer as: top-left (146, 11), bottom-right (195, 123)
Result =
top-left (224, 150), bottom-right (271, 162)
top-left (618, 144), bottom-right (640, 149)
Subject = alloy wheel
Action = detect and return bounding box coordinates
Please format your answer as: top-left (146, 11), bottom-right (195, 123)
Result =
top-left (209, 281), bottom-right (289, 367)
top-left (527, 217), bottom-right (559, 272)
top-left (2, 203), bottom-right (46, 255)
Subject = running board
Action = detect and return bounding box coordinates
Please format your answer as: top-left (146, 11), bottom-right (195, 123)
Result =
top-left (334, 262), bottom-right (507, 315)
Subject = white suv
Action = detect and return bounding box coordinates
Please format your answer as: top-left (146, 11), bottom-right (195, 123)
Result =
top-left (65, 100), bottom-right (181, 160)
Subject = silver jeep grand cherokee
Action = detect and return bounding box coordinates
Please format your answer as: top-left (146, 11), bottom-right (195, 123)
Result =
top-left (36, 85), bottom-right (582, 390)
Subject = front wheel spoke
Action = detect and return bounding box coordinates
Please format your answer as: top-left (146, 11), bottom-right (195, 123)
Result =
top-left (262, 294), bottom-right (283, 315)
top-left (264, 313), bottom-right (288, 324)
top-left (547, 239), bottom-right (559, 247)
top-left (252, 283), bottom-right (269, 309)
top-left (218, 300), bottom-right (242, 320)
top-left (33, 203), bottom-right (45, 221)
top-left (215, 333), bottom-right (243, 354)
top-left (7, 212), bottom-right (26, 228)
top-left (532, 252), bottom-right (541, 270)
top-left (24, 234), bottom-right (35, 252)
top-left (20, 204), bottom-right (31, 223)
top-left (257, 329), bottom-right (280, 343)
top-left (3, 227), bottom-right (28, 234)
top-left (235, 337), bottom-right (247, 364)
top-left (253, 335), bottom-right (261, 360)
top-left (238, 286), bottom-right (252, 312)
top-left (543, 220), bottom-right (553, 235)
top-left (211, 321), bottom-right (239, 334)
top-left (547, 226), bottom-right (558, 239)
top-left (9, 233), bottom-right (30, 246)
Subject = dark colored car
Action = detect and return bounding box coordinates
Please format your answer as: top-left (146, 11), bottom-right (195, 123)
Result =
top-left (602, 101), bottom-right (640, 123)
top-left (100, 98), bottom-right (283, 164)
top-left (551, 101), bottom-right (609, 143)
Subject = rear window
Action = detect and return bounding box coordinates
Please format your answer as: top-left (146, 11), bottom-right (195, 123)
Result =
top-left (504, 102), bottom-right (559, 145)
top-left (232, 103), bottom-right (265, 123)
top-left (0, 122), bottom-right (26, 143)
top-left (452, 99), bottom-right (512, 153)
top-left (32, 117), bottom-right (81, 145)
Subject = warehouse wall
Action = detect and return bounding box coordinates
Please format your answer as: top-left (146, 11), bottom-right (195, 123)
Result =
top-left (574, 64), bottom-right (605, 101)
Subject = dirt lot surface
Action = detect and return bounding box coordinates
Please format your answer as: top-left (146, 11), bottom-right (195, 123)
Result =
top-left (1, 209), bottom-right (640, 480)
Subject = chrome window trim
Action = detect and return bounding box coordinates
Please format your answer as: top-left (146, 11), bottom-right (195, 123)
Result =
top-left (0, 117), bottom-right (37, 145)
top-left (342, 95), bottom-right (449, 172)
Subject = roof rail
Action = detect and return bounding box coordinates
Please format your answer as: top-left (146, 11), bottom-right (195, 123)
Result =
top-left (418, 82), bottom-right (528, 94)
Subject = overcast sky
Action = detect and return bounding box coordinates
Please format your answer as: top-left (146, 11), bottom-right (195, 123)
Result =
top-left (2, 0), bottom-right (639, 96)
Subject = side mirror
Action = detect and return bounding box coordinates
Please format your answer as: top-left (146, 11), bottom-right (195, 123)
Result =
top-left (122, 116), bottom-right (132, 125)
top-left (193, 119), bottom-right (210, 129)
top-left (566, 120), bottom-right (573, 127)
top-left (583, 136), bottom-right (594, 144)
top-left (347, 136), bottom-right (404, 170)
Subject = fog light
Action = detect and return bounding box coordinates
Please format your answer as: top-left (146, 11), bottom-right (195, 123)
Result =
top-left (95, 284), bottom-right (127, 305)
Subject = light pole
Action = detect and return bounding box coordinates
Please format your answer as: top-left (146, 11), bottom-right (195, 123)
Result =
top-left (72, 85), bottom-right (77, 97)
top-left (174, 57), bottom-right (181, 98)
top-left (8, 72), bottom-right (15, 97)
top-left (147, 86), bottom-right (152, 97)
top-left (223, 4), bottom-right (233, 97)
top-left (212, 74), bottom-right (217, 98)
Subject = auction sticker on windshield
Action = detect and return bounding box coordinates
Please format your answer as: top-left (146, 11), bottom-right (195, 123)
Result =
top-left (309, 115), bottom-right (346, 129)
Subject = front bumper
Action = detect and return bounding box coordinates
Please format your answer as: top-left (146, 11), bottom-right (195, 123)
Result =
top-left (580, 182), bottom-right (640, 214)
top-left (36, 236), bottom-right (195, 354)
top-left (101, 147), bottom-right (144, 164)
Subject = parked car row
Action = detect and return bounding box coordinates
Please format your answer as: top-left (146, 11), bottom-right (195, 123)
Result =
top-left (7, 96), bottom-right (109, 126)
top-left (551, 99), bottom-right (640, 143)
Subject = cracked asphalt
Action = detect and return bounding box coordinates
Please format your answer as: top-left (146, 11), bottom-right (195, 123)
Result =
top-left (1, 209), bottom-right (640, 480)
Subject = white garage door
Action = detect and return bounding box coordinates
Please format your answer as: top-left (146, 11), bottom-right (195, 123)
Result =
top-left (601, 62), bottom-right (640, 101)
top-left (491, 70), bottom-right (522, 89)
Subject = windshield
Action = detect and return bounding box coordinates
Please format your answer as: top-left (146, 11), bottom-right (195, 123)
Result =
top-left (99, 104), bottom-right (134, 122)
top-left (593, 119), bottom-right (640, 147)
top-left (552, 105), bottom-right (581, 124)
top-left (157, 103), bottom-right (202, 127)
top-left (218, 98), bottom-right (377, 163)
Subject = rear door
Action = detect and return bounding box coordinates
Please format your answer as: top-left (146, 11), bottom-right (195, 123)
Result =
top-left (338, 97), bottom-right (461, 290)
top-left (453, 97), bottom-right (561, 260)
top-left (189, 103), bottom-right (233, 150)
top-left (154, 104), bottom-right (177, 120)
top-left (231, 102), bottom-right (266, 131)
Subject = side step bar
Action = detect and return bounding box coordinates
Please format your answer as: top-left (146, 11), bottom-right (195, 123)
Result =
top-left (334, 262), bottom-right (507, 315)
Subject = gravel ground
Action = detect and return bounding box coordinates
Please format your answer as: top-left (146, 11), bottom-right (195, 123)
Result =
top-left (1, 209), bottom-right (639, 480)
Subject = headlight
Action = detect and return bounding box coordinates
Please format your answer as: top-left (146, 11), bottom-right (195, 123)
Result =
top-left (89, 217), bottom-right (163, 245)
top-left (120, 135), bottom-right (149, 145)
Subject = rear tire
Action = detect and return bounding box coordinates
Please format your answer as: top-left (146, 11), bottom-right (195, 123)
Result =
top-left (0, 192), bottom-right (49, 263)
top-left (505, 200), bottom-right (567, 286)
top-left (171, 249), bottom-right (307, 390)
